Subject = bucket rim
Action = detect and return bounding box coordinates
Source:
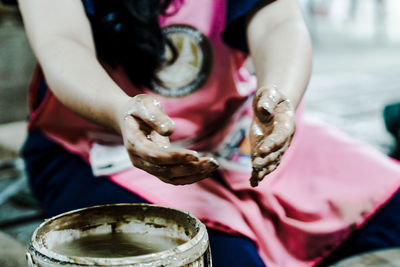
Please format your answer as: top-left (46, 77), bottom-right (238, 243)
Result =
top-left (29, 203), bottom-right (209, 266)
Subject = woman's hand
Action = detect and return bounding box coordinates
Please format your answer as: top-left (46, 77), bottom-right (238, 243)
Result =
top-left (246, 0), bottom-right (312, 187)
top-left (249, 87), bottom-right (295, 187)
top-left (119, 94), bottom-right (219, 185)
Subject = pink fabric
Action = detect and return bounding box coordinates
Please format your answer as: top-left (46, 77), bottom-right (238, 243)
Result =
top-left (110, 113), bottom-right (400, 266)
top-left (27, 0), bottom-right (400, 265)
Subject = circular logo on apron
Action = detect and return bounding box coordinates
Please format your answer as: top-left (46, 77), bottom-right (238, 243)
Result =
top-left (151, 24), bottom-right (213, 97)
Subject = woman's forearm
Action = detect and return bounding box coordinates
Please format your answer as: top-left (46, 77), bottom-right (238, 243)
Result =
top-left (19, 0), bottom-right (129, 133)
top-left (247, 0), bottom-right (312, 108)
top-left (38, 37), bottom-right (129, 133)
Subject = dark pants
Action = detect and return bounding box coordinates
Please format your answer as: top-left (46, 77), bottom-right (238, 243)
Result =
top-left (23, 130), bottom-right (400, 266)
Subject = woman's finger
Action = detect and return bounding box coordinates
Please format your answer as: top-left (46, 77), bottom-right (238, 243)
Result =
top-left (149, 130), bottom-right (170, 147)
top-left (254, 86), bottom-right (281, 120)
top-left (132, 142), bottom-right (202, 165)
top-left (252, 141), bottom-right (289, 171)
top-left (251, 164), bottom-right (278, 186)
top-left (251, 142), bottom-right (289, 185)
top-left (159, 173), bottom-right (212, 186)
top-left (126, 94), bottom-right (175, 136)
top-left (124, 116), bottom-right (200, 164)
top-left (134, 155), bottom-right (218, 179)
top-left (256, 100), bottom-right (295, 156)
top-left (250, 162), bottom-right (279, 187)
top-left (129, 153), bottom-right (162, 175)
top-left (129, 154), bottom-right (218, 181)
top-left (251, 134), bottom-right (292, 188)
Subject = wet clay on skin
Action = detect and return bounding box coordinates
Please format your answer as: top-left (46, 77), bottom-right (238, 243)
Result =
top-left (249, 87), bottom-right (295, 187)
top-left (51, 232), bottom-right (187, 258)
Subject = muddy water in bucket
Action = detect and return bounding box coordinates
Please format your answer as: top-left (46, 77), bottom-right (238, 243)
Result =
top-left (51, 232), bottom-right (187, 258)
top-left (27, 204), bottom-right (212, 266)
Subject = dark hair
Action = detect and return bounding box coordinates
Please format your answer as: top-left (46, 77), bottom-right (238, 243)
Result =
top-left (92, 0), bottom-right (176, 89)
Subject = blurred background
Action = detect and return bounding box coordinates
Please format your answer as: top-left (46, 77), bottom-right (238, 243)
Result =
top-left (0, 0), bottom-right (400, 266)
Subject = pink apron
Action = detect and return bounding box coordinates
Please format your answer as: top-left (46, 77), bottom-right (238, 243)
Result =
top-left (27, 0), bottom-right (400, 266)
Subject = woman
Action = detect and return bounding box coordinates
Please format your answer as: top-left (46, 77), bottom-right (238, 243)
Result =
top-left (19, 0), bottom-right (400, 266)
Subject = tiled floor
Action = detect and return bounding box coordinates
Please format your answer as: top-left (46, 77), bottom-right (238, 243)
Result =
top-left (304, 0), bottom-right (400, 154)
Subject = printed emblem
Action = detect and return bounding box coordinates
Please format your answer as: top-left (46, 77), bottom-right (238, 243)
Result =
top-left (216, 116), bottom-right (252, 172)
top-left (151, 24), bottom-right (213, 97)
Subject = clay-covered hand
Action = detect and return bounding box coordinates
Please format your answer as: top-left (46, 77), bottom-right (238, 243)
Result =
top-left (119, 94), bottom-right (219, 185)
top-left (249, 87), bottom-right (296, 187)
